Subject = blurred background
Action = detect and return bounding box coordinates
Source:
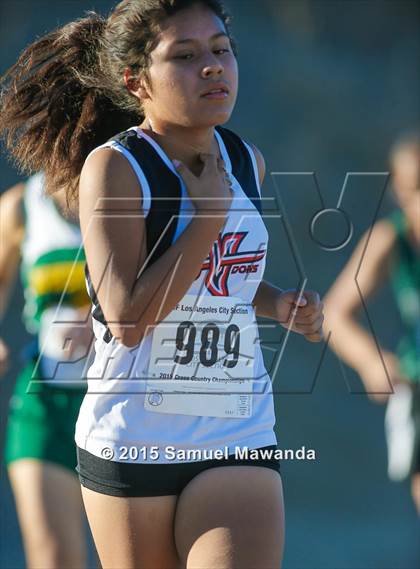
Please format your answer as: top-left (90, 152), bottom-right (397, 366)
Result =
top-left (0, 0), bottom-right (419, 568)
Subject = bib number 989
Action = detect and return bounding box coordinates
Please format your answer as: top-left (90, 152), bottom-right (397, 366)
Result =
top-left (174, 321), bottom-right (240, 368)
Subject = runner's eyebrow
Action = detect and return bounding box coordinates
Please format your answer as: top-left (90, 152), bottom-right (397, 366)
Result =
top-left (171, 32), bottom-right (229, 45)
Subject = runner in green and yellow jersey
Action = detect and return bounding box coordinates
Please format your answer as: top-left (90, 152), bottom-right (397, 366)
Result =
top-left (0, 172), bottom-right (93, 568)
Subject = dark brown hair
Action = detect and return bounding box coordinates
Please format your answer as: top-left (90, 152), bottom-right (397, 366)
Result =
top-left (0, 0), bottom-right (235, 203)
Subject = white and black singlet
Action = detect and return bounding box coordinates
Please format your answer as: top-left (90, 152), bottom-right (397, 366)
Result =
top-left (75, 125), bottom-right (278, 466)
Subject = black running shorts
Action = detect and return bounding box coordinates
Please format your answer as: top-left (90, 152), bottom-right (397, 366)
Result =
top-left (76, 445), bottom-right (281, 497)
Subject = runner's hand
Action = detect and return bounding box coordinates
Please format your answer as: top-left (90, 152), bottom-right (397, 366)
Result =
top-left (173, 153), bottom-right (233, 214)
top-left (275, 289), bottom-right (324, 342)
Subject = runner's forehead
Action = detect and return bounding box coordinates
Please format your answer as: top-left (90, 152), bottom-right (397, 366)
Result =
top-left (154, 9), bottom-right (228, 54)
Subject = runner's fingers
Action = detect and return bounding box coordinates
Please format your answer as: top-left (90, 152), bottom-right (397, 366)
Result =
top-left (304, 329), bottom-right (324, 343)
top-left (293, 300), bottom-right (324, 319)
top-left (217, 157), bottom-right (226, 171)
top-left (303, 290), bottom-right (321, 306)
top-left (221, 171), bottom-right (232, 189)
top-left (293, 314), bottom-right (324, 335)
top-left (217, 158), bottom-right (231, 182)
top-left (293, 309), bottom-right (324, 326)
top-left (283, 303), bottom-right (323, 326)
top-left (200, 153), bottom-right (218, 172)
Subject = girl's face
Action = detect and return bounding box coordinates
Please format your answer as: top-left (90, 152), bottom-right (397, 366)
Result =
top-left (137, 3), bottom-right (238, 128)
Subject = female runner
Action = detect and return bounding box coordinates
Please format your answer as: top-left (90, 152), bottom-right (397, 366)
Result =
top-left (323, 133), bottom-right (419, 516)
top-left (0, 1), bottom-right (324, 567)
top-left (0, 173), bottom-right (92, 568)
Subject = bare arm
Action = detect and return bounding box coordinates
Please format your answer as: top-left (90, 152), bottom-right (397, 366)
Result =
top-left (79, 148), bottom-right (229, 347)
top-left (0, 183), bottom-right (25, 320)
top-left (246, 141), bottom-right (285, 318)
top-left (0, 183), bottom-right (25, 374)
top-left (247, 143), bottom-right (324, 342)
top-left (323, 219), bottom-right (405, 398)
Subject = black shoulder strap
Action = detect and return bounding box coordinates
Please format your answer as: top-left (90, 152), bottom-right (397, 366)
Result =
top-left (112, 130), bottom-right (182, 269)
top-left (215, 126), bottom-right (262, 214)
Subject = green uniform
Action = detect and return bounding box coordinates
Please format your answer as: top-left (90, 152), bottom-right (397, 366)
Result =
top-left (5, 173), bottom-right (90, 472)
top-left (388, 209), bottom-right (419, 383)
top-left (387, 208), bottom-right (419, 475)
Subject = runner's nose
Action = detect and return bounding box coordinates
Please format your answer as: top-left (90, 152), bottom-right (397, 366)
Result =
top-left (201, 54), bottom-right (224, 78)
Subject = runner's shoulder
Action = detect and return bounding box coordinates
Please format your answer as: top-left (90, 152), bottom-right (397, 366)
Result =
top-left (80, 145), bottom-right (144, 207)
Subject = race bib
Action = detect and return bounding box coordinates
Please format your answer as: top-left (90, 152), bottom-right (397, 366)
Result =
top-left (144, 295), bottom-right (257, 418)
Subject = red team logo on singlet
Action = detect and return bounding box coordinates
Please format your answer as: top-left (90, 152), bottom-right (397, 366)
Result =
top-left (196, 231), bottom-right (266, 296)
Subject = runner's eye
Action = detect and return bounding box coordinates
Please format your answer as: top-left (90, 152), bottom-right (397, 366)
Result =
top-left (174, 48), bottom-right (230, 61)
top-left (174, 53), bottom-right (194, 60)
